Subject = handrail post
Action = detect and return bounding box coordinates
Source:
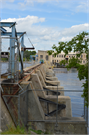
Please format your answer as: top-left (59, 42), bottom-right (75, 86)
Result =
top-left (18, 94), bottom-right (20, 126)
top-left (55, 83), bottom-right (58, 127)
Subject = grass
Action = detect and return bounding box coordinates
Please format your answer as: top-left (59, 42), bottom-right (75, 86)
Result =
top-left (1, 125), bottom-right (27, 134)
top-left (29, 128), bottom-right (49, 134)
top-left (1, 125), bottom-right (49, 134)
top-left (29, 129), bottom-right (44, 134)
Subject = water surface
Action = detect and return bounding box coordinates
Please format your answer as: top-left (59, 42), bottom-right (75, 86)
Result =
top-left (0, 64), bottom-right (87, 118)
top-left (54, 68), bottom-right (85, 117)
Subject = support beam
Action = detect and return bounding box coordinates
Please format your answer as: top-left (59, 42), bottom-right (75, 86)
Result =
top-left (0, 27), bottom-right (7, 32)
top-left (0, 22), bottom-right (16, 28)
top-left (1, 25), bottom-right (26, 77)
top-left (11, 25), bottom-right (15, 78)
top-left (9, 36), bottom-right (12, 73)
top-left (21, 36), bottom-right (24, 74)
top-left (1, 32), bottom-right (26, 37)
top-left (1, 22), bottom-right (26, 78)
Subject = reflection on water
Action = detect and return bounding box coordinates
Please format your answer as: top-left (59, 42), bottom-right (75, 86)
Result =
top-left (54, 68), bottom-right (85, 117)
top-left (0, 62), bottom-right (9, 74)
top-left (54, 68), bottom-right (85, 91)
top-left (0, 62), bottom-right (32, 74)
top-left (54, 67), bottom-right (78, 73)
top-left (0, 64), bottom-right (87, 118)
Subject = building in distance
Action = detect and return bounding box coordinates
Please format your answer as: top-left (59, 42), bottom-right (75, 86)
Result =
top-left (38, 50), bottom-right (87, 65)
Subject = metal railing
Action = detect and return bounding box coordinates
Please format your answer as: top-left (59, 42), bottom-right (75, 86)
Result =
top-left (2, 87), bottom-right (88, 128)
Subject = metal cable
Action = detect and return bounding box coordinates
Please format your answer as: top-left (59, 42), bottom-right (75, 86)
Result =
top-left (26, 33), bottom-right (34, 48)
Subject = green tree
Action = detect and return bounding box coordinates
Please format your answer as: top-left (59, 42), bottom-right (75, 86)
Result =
top-left (48, 31), bottom-right (89, 106)
top-left (66, 57), bottom-right (81, 68)
top-left (23, 50), bottom-right (36, 61)
top-left (60, 59), bottom-right (68, 66)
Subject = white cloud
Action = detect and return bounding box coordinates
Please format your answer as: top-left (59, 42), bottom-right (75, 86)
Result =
top-left (18, 0), bottom-right (89, 13)
top-left (18, 0), bottom-right (59, 9)
top-left (9, 0), bottom-right (14, 2)
top-left (1, 16), bottom-right (89, 51)
top-left (2, 15), bottom-right (45, 27)
top-left (60, 36), bottom-right (73, 42)
top-left (24, 0), bottom-right (58, 4)
top-left (61, 23), bottom-right (89, 37)
top-left (59, 23), bottom-right (89, 42)
top-left (0, 0), bottom-right (14, 2)
top-left (18, 0), bottom-right (57, 9)
top-left (0, 0), bottom-right (88, 14)
top-left (76, 1), bottom-right (89, 13)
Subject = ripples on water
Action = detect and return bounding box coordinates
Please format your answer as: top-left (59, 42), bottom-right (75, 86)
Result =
top-left (54, 68), bottom-right (85, 117)
top-left (0, 63), bottom-right (86, 118)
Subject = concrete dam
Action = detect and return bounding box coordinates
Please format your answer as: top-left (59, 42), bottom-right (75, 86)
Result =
top-left (1, 63), bottom-right (87, 134)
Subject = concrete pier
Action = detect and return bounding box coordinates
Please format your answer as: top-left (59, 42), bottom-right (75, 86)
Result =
top-left (29, 63), bottom-right (87, 134)
top-left (1, 97), bottom-right (15, 131)
top-left (1, 63), bottom-right (87, 134)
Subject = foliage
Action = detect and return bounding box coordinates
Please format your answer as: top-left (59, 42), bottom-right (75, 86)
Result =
top-left (30, 129), bottom-right (44, 134)
top-left (29, 129), bottom-right (49, 134)
top-left (78, 63), bottom-right (88, 106)
top-left (48, 31), bottom-right (89, 107)
top-left (23, 57), bottom-right (26, 61)
top-left (48, 31), bottom-right (88, 56)
top-left (1, 58), bottom-right (8, 62)
top-left (1, 125), bottom-right (49, 134)
top-left (1, 125), bottom-right (26, 134)
top-left (66, 57), bottom-right (81, 68)
top-left (47, 50), bottom-right (54, 55)
top-left (23, 50), bottom-right (36, 61)
top-left (60, 59), bottom-right (68, 66)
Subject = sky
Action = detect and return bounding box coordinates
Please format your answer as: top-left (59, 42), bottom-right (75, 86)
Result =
top-left (0, 0), bottom-right (89, 52)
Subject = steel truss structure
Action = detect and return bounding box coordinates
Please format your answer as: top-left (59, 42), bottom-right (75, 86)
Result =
top-left (0, 22), bottom-right (27, 80)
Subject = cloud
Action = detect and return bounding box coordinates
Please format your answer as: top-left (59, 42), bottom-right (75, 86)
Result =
top-left (59, 23), bottom-right (89, 41)
top-left (18, 0), bottom-right (59, 9)
top-left (24, 0), bottom-right (58, 4)
top-left (61, 23), bottom-right (89, 37)
top-left (1, 16), bottom-right (89, 51)
top-left (0, 0), bottom-right (14, 2)
top-left (75, 1), bottom-right (89, 13)
top-left (18, 0), bottom-right (89, 13)
top-left (60, 36), bottom-right (73, 42)
top-left (0, 0), bottom-right (88, 14)
top-left (2, 15), bottom-right (45, 27)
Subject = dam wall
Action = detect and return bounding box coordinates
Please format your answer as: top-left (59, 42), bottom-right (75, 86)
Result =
top-left (1, 63), bottom-right (87, 134)
top-left (0, 96), bottom-right (15, 131)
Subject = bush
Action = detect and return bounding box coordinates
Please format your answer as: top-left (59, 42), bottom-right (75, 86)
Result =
top-left (1, 125), bottom-right (26, 134)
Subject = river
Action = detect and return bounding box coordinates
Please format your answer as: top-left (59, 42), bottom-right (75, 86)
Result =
top-left (53, 68), bottom-right (85, 117)
top-left (54, 68), bottom-right (89, 133)
top-left (0, 63), bottom-right (88, 132)
top-left (0, 63), bottom-right (88, 117)
top-left (0, 62), bottom-right (32, 74)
